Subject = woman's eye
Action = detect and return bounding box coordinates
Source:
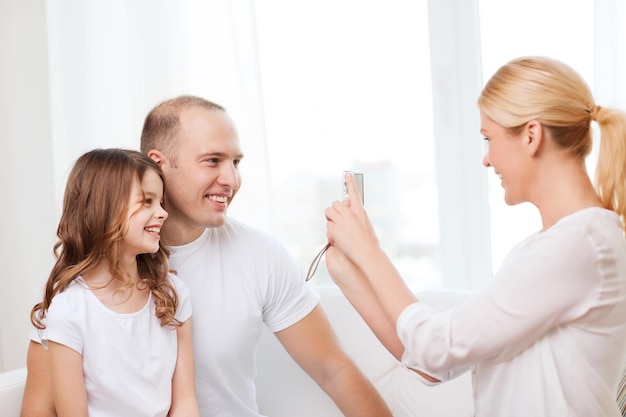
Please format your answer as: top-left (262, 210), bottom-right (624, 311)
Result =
top-left (145, 198), bottom-right (153, 205)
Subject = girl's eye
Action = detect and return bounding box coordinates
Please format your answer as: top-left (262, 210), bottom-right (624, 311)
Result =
top-left (145, 198), bottom-right (153, 205)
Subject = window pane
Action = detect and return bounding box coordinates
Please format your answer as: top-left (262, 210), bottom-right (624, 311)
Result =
top-left (478, 0), bottom-right (594, 272)
top-left (254, 0), bottom-right (440, 288)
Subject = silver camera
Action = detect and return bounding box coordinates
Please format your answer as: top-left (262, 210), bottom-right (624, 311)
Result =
top-left (342, 171), bottom-right (364, 204)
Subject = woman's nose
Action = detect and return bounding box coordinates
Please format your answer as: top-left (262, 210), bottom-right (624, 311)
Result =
top-left (482, 153), bottom-right (491, 167)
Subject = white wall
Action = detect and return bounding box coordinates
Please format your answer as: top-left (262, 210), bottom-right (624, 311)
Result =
top-left (0, 0), bottom-right (57, 372)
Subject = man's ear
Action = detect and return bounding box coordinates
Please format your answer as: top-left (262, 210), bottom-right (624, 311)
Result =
top-left (525, 120), bottom-right (543, 157)
top-left (147, 150), bottom-right (165, 167)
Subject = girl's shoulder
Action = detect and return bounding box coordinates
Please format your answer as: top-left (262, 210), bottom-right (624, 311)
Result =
top-left (47, 277), bottom-right (91, 324)
top-left (50, 277), bottom-right (88, 303)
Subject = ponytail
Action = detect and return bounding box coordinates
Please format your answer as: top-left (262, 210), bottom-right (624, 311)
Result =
top-left (594, 106), bottom-right (626, 232)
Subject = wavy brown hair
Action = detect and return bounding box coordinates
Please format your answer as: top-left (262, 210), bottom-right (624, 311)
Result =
top-left (478, 56), bottom-right (626, 231)
top-left (31, 148), bottom-right (181, 329)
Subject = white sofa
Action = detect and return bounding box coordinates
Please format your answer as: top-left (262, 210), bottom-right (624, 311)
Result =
top-left (0, 288), bottom-right (474, 417)
top-left (0, 367), bottom-right (26, 417)
top-left (255, 287), bottom-right (474, 416)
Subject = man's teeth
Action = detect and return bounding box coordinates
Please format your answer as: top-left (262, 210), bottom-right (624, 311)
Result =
top-left (208, 195), bottom-right (228, 203)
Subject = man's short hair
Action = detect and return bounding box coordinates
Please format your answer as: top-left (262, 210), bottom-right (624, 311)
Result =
top-left (140, 95), bottom-right (225, 166)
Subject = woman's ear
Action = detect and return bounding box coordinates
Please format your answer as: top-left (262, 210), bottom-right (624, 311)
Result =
top-left (525, 120), bottom-right (543, 157)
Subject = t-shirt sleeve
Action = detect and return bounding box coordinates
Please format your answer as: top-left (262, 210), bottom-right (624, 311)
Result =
top-left (44, 291), bottom-right (84, 354)
top-left (261, 239), bottom-right (320, 332)
top-left (169, 273), bottom-right (192, 323)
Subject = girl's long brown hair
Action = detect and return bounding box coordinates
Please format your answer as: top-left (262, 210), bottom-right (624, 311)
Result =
top-left (31, 148), bottom-right (181, 329)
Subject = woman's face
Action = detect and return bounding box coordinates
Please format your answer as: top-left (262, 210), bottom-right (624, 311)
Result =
top-left (480, 112), bottom-right (531, 206)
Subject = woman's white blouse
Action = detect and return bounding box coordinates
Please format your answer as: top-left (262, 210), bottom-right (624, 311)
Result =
top-left (398, 207), bottom-right (626, 417)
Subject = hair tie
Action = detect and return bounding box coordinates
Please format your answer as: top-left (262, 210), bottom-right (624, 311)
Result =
top-left (589, 105), bottom-right (601, 121)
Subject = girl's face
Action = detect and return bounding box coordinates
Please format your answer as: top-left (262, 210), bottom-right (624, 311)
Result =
top-left (123, 169), bottom-right (168, 257)
top-left (480, 112), bottom-right (530, 206)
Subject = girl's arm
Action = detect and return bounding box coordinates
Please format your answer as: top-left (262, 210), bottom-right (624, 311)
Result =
top-left (21, 340), bottom-right (57, 417)
top-left (48, 341), bottom-right (88, 417)
top-left (168, 318), bottom-right (200, 417)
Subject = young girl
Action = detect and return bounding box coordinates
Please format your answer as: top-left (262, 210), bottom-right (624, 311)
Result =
top-left (30, 148), bottom-right (199, 417)
top-left (325, 56), bottom-right (626, 416)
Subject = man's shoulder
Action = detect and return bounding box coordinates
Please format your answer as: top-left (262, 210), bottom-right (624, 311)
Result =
top-left (220, 218), bottom-right (293, 262)
top-left (223, 218), bottom-right (279, 244)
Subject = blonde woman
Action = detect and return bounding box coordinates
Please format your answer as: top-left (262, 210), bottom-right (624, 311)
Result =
top-left (325, 56), bottom-right (626, 417)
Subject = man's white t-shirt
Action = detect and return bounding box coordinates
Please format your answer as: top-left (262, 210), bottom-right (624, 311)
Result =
top-left (168, 217), bottom-right (319, 417)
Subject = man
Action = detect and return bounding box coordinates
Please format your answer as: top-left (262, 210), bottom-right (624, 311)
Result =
top-left (21, 95), bottom-right (391, 417)
top-left (140, 95), bottom-right (391, 416)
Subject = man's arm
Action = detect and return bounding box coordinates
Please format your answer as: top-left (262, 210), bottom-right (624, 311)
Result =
top-left (275, 304), bottom-right (393, 417)
top-left (21, 341), bottom-right (57, 417)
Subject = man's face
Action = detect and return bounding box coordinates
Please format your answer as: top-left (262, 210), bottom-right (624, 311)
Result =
top-left (156, 107), bottom-right (243, 245)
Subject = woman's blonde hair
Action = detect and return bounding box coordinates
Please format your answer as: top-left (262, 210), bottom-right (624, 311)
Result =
top-left (478, 56), bottom-right (626, 230)
top-left (31, 149), bottom-right (181, 329)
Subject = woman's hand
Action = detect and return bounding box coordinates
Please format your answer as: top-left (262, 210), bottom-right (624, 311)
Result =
top-left (325, 172), bottom-right (418, 335)
top-left (325, 172), bottom-right (380, 266)
top-left (325, 244), bottom-right (370, 294)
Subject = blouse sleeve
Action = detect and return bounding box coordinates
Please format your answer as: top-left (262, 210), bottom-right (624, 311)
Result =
top-left (398, 223), bottom-right (604, 375)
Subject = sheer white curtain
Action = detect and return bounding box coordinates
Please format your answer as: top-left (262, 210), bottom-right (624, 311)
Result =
top-left (46, 0), bottom-right (272, 229)
top-left (594, 0), bottom-right (626, 109)
top-left (0, 0), bottom-right (272, 372)
top-left (3, 0), bottom-right (625, 374)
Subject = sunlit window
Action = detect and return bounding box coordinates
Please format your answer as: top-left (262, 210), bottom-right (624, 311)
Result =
top-left (253, 0), bottom-right (440, 288)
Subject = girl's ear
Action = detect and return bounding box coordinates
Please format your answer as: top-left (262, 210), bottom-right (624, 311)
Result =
top-left (525, 120), bottom-right (543, 157)
top-left (147, 150), bottom-right (165, 167)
